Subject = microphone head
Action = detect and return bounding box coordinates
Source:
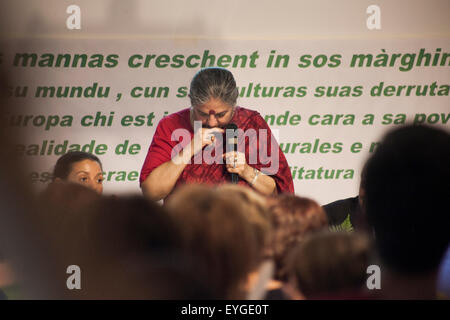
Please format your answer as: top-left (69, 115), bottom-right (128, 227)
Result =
top-left (225, 123), bottom-right (238, 131)
top-left (224, 123), bottom-right (238, 152)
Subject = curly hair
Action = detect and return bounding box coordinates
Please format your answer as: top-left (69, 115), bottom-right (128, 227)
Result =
top-left (268, 194), bottom-right (328, 281)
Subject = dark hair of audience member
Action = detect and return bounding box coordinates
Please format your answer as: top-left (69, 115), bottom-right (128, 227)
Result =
top-left (0, 72), bottom-right (50, 299)
top-left (287, 231), bottom-right (371, 299)
top-left (166, 184), bottom-right (260, 299)
top-left (365, 125), bottom-right (450, 276)
top-left (53, 151), bottom-right (103, 181)
top-left (35, 184), bottom-right (212, 299)
top-left (50, 151), bottom-right (104, 194)
top-left (268, 194), bottom-right (328, 281)
top-left (358, 161), bottom-right (368, 208)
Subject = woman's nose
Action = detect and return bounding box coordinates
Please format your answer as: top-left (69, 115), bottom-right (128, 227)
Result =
top-left (207, 114), bottom-right (219, 127)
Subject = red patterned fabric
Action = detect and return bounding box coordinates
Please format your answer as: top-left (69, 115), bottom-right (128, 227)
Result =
top-left (140, 107), bottom-right (294, 199)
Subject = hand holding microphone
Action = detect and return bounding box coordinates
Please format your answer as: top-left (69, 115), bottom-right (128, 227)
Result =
top-left (224, 151), bottom-right (246, 172)
top-left (224, 123), bottom-right (242, 184)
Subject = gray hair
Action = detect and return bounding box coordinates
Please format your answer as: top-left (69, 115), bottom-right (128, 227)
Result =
top-left (189, 67), bottom-right (239, 107)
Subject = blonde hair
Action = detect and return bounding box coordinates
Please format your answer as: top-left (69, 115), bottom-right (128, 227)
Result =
top-left (166, 184), bottom-right (259, 299)
top-left (216, 185), bottom-right (272, 262)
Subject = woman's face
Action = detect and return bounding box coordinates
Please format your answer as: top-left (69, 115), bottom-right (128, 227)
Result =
top-left (192, 97), bottom-right (234, 128)
top-left (66, 159), bottom-right (104, 194)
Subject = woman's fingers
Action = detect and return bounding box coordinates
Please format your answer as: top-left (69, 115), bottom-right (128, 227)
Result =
top-left (223, 152), bottom-right (246, 170)
top-left (202, 127), bottom-right (224, 145)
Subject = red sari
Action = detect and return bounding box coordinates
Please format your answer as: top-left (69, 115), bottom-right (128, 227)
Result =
top-left (140, 107), bottom-right (294, 199)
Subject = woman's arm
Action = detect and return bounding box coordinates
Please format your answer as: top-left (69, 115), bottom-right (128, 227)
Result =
top-left (141, 144), bottom-right (192, 201)
top-left (224, 152), bottom-right (277, 196)
top-left (241, 164), bottom-right (277, 195)
top-left (141, 127), bottom-right (224, 201)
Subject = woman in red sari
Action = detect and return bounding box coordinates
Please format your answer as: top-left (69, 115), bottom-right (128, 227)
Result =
top-left (140, 68), bottom-right (294, 201)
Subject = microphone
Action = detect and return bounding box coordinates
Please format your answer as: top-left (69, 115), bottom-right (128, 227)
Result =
top-left (224, 123), bottom-right (239, 184)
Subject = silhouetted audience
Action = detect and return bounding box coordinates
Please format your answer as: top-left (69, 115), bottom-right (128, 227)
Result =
top-left (287, 231), bottom-right (372, 299)
top-left (34, 185), bottom-right (211, 299)
top-left (0, 251), bottom-right (15, 300)
top-left (364, 125), bottom-right (450, 299)
top-left (437, 246), bottom-right (450, 299)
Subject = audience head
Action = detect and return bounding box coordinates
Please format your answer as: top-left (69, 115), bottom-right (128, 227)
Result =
top-left (358, 161), bottom-right (369, 209)
top-left (166, 184), bottom-right (259, 299)
top-left (287, 231), bottom-right (371, 299)
top-left (79, 195), bottom-right (210, 299)
top-left (217, 184), bottom-right (272, 261)
top-left (216, 185), bottom-right (274, 299)
top-left (268, 194), bottom-right (328, 281)
top-left (35, 186), bottom-right (210, 299)
top-left (52, 151), bottom-right (104, 194)
top-left (365, 125), bottom-right (450, 275)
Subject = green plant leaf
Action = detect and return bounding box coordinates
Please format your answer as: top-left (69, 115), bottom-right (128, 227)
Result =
top-left (329, 213), bottom-right (354, 233)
